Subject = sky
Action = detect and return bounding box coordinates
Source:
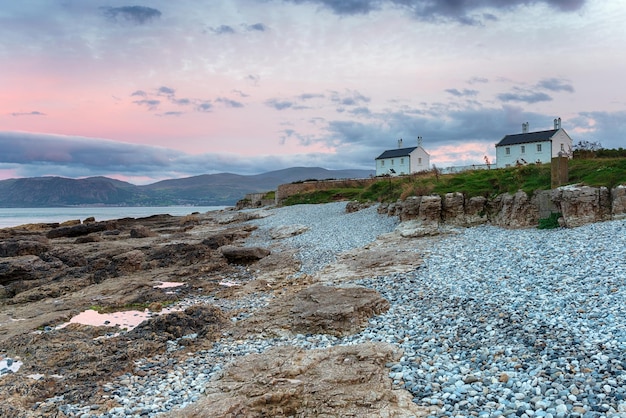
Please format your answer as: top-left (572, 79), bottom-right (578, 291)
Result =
top-left (1, 0), bottom-right (625, 184)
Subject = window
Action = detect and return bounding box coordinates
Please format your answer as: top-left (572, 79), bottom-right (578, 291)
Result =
top-left (381, 160), bottom-right (384, 166)
top-left (521, 145), bottom-right (525, 154)
top-left (418, 157), bottom-right (422, 164)
top-left (560, 143), bottom-right (565, 151)
top-left (400, 158), bottom-right (404, 164)
top-left (391, 159), bottom-right (394, 165)
top-left (505, 147), bottom-right (511, 155)
top-left (537, 144), bottom-right (542, 152)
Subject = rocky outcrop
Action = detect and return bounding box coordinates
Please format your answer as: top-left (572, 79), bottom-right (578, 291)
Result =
top-left (0, 236), bottom-right (50, 257)
top-left (612, 185), bottom-right (626, 220)
top-left (46, 221), bottom-right (113, 239)
top-left (171, 343), bottom-right (429, 418)
top-left (551, 185), bottom-right (612, 228)
top-left (380, 184), bottom-right (626, 231)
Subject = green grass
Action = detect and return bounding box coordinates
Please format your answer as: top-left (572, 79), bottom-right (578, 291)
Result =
top-left (281, 158), bottom-right (626, 206)
top-left (282, 188), bottom-right (364, 205)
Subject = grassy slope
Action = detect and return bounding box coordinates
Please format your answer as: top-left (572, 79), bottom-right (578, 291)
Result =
top-left (283, 158), bottom-right (626, 205)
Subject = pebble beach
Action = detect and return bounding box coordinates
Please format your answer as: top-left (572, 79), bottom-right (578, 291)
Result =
top-left (42, 202), bottom-right (625, 417)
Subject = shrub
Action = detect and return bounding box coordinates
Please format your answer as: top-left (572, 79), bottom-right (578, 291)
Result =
top-left (538, 212), bottom-right (562, 229)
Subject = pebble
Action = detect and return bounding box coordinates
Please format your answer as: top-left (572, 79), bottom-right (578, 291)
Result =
top-left (31, 205), bottom-right (626, 417)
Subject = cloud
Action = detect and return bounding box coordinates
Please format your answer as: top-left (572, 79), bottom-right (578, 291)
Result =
top-left (330, 89), bottom-right (370, 106)
top-left (537, 77), bottom-right (575, 93)
top-left (282, 0), bottom-right (587, 24)
top-left (246, 23), bottom-right (267, 31)
top-left (497, 89), bottom-right (552, 103)
top-left (101, 6), bottom-right (161, 24)
top-left (157, 86), bottom-right (176, 96)
top-left (265, 98), bottom-right (295, 110)
top-left (467, 77), bottom-right (489, 85)
top-left (196, 102), bottom-right (213, 112)
top-left (132, 99), bottom-right (161, 110)
top-left (216, 98), bottom-right (244, 108)
top-left (445, 88), bottom-right (479, 97)
top-left (299, 93), bottom-right (325, 100)
top-left (158, 111), bottom-right (184, 117)
top-left (131, 90), bottom-right (147, 97)
top-left (11, 111), bottom-right (46, 117)
top-left (211, 25), bottom-right (236, 34)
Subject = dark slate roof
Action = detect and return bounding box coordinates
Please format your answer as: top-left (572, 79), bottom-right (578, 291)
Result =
top-left (496, 129), bottom-right (558, 147)
top-left (375, 146), bottom-right (418, 160)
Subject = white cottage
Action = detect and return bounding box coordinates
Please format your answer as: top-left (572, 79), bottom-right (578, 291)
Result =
top-left (495, 118), bottom-right (573, 168)
top-left (375, 138), bottom-right (430, 176)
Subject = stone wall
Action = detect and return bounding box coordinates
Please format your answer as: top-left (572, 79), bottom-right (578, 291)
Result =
top-left (378, 184), bottom-right (626, 236)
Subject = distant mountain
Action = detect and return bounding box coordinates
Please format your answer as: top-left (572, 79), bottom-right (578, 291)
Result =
top-left (0, 167), bottom-right (374, 207)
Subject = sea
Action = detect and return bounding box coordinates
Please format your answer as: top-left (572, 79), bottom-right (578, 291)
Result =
top-left (0, 206), bottom-right (228, 229)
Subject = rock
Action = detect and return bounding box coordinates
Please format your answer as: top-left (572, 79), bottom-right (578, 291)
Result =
top-left (220, 245), bottom-right (270, 263)
top-left (201, 230), bottom-right (249, 249)
top-left (611, 184), bottom-right (626, 220)
top-left (551, 184), bottom-right (612, 227)
top-left (83, 217), bottom-right (96, 224)
top-left (442, 192), bottom-right (465, 223)
top-left (128, 305), bottom-right (227, 341)
top-left (290, 284), bottom-right (389, 337)
top-left (47, 222), bottom-right (112, 239)
top-left (396, 220), bottom-right (439, 237)
top-left (111, 250), bottom-right (145, 273)
top-left (129, 225), bottom-right (157, 238)
top-left (170, 343), bottom-right (428, 418)
top-left (74, 234), bottom-right (102, 244)
top-left (0, 236), bottom-right (50, 257)
top-left (345, 201), bottom-right (372, 213)
top-left (269, 224), bottom-right (310, 239)
top-left (0, 255), bottom-right (65, 286)
top-left (464, 196), bottom-right (488, 226)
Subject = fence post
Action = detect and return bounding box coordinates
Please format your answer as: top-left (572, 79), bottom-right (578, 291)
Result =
top-left (551, 156), bottom-right (568, 188)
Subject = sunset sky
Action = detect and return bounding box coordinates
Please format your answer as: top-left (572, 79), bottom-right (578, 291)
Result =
top-left (1, 0), bottom-right (624, 184)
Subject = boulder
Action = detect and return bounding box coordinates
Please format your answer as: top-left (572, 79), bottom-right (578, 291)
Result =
top-left (220, 245), bottom-right (270, 263)
top-left (290, 284), bottom-right (389, 336)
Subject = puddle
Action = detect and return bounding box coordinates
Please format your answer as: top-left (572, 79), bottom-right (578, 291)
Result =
top-left (59, 307), bottom-right (179, 331)
top-left (153, 281), bottom-right (186, 289)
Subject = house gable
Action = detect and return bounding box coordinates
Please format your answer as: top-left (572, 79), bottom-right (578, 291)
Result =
top-left (375, 146), bottom-right (429, 176)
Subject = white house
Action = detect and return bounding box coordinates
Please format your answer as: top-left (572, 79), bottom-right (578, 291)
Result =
top-left (495, 118), bottom-right (573, 168)
top-left (375, 138), bottom-right (430, 176)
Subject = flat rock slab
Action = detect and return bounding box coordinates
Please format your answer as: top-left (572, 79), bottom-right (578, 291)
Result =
top-left (169, 342), bottom-right (429, 418)
top-left (269, 224), bottom-right (310, 239)
top-left (238, 284), bottom-right (389, 338)
top-left (290, 284), bottom-right (389, 336)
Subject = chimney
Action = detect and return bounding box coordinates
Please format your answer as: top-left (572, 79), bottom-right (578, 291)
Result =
top-left (554, 117), bottom-right (561, 129)
top-left (417, 136), bottom-right (423, 147)
top-left (398, 138), bottom-right (403, 148)
top-left (522, 122), bottom-right (529, 133)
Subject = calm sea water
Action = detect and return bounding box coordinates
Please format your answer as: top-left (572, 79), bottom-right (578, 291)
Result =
top-left (0, 206), bottom-right (227, 229)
